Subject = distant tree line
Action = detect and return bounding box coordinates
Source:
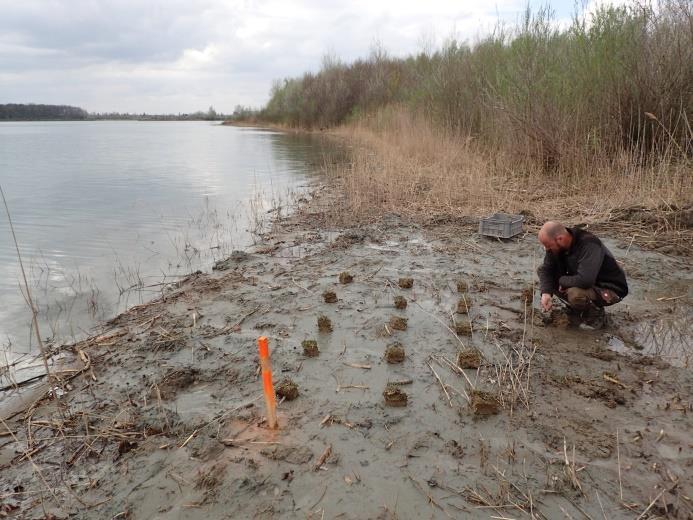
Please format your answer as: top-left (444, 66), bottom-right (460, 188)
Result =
top-left (0, 104), bottom-right (227, 121)
top-left (0, 103), bottom-right (88, 120)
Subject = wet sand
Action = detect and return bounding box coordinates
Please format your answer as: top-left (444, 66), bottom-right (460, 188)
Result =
top-left (1, 186), bottom-right (691, 519)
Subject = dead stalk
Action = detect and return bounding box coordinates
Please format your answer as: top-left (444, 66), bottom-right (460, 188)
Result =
top-left (1, 185), bottom-right (56, 389)
top-left (427, 361), bottom-right (453, 406)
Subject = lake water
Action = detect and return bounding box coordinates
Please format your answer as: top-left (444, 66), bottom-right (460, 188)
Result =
top-left (0, 121), bottom-right (325, 360)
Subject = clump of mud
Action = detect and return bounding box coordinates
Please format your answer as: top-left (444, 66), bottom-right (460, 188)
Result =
top-left (521, 286), bottom-right (534, 305)
top-left (384, 342), bottom-right (405, 363)
top-left (456, 298), bottom-right (471, 314)
top-left (302, 339), bottom-right (319, 357)
top-left (456, 280), bottom-right (468, 293)
top-left (454, 320), bottom-right (473, 336)
top-left (339, 272), bottom-right (353, 284)
top-left (383, 385), bottom-right (408, 407)
top-left (323, 290), bottom-right (337, 303)
top-left (317, 315), bottom-right (333, 332)
top-left (398, 277), bottom-right (414, 289)
top-left (457, 348), bottom-right (482, 369)
top-left (470, 390), bottom-right (500, 416)
top-left (276, 378), bottom-right (299, 401)
top-left (394, 295), bottom-right (407, 309)
top-left (543, 309), bottom-right (570, 328)
top-left (389, 316), bottom-right (408, 331)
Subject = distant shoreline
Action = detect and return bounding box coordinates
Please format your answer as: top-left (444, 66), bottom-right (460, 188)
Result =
top-left (0, 118), bottom-right (227, 122)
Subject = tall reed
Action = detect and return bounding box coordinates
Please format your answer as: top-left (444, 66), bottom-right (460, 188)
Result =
top-left (258, 1), bottom-right (691, 177)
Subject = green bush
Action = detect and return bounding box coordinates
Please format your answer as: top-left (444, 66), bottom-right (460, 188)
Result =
top-left (259, 1), bottom-right (691, 171)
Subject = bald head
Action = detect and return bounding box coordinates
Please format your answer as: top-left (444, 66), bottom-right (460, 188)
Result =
top-left (539, 221), bottom-right (567, 241)
top-left (538, 221), bottom-right (571, 254)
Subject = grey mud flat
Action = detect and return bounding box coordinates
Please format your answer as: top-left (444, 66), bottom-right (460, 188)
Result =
top-left (1, 189), bottom-right (692, 520)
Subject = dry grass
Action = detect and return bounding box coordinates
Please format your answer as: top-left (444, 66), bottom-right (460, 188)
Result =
top-left (323, 107), bottom-right (692, 247)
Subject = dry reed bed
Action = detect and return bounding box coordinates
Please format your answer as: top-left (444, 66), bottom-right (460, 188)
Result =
top-left (323, 109), bottom-right (692, 252)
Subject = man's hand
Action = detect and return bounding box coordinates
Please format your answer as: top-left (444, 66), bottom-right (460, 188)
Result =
top-left (541, 293), bottom-right (553, 312)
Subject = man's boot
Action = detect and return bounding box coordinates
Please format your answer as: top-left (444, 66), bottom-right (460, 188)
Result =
top-left (579, 304), bottom-right (607, 330)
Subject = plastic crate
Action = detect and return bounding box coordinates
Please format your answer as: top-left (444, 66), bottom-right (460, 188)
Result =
top-left (478, 213), bottom-right (524, 238)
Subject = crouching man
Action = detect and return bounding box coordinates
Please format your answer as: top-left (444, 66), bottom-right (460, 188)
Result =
top-left (537, 221), bottom-right (628, 328)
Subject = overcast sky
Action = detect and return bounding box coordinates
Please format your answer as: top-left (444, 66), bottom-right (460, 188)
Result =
top-left (0, 0), bottom-right (620, 114)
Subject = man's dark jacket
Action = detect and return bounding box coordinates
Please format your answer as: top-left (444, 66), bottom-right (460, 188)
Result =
top-left (537, 227), bottom-right (628, 298)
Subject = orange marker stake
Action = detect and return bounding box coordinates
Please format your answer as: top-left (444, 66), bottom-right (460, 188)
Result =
top-left (257, 336), bottom-right (278, 429)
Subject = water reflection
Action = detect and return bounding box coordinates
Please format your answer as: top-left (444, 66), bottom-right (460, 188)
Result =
top-left (0, 121), bottom-right (331, 357)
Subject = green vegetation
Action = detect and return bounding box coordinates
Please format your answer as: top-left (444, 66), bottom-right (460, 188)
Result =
top-left (259, 1), bottom-right (691, 171)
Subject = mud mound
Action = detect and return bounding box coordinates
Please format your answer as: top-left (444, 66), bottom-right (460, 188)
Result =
top-left (456, 298), bottom-right (471, 314)
top-left (302, 339), bottom-right (320, 357)
top-left (398, 277), bottom-right (414, 289)
top-left (339, 271), bottom-right (353, 284)
top-left (470, 390), bottom-right (499, 416)
top-left (389, 316), bottom-right (407, 331)
top-left (317, 315), bottom-right (333, 332)
top-left (384, 342), bottom-right (405, 363)
top-left (276, 378), bottom-right (299, 401)
top-left (383, 385), bottom-right (408, 407)
top-left (543, 309), bottom-right (571, 328)
top-left (394, 295), bottom-right (407, 309)
top-left (454, 321), bottom-right (472, 336)
top-left (323, 290), bottom-right (337, 303)
top-left (457, 348), bottom-right (482, 369)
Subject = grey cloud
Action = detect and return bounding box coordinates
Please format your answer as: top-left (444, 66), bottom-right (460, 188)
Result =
top-left (0, 0), bottom-right (574, 112)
